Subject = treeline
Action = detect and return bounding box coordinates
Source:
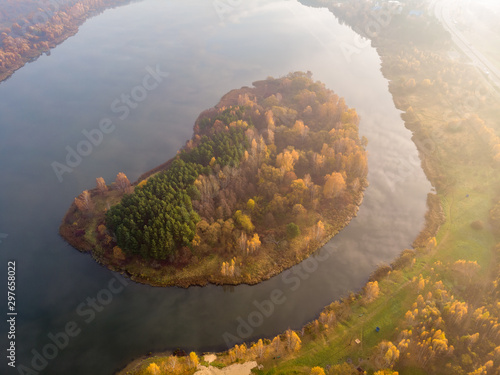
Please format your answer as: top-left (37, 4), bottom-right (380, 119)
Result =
top-left (0, 0), bottom-right (130, 81)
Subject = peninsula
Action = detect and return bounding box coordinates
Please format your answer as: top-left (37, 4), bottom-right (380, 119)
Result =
top-left (60, 72), bottom-right (368, 287)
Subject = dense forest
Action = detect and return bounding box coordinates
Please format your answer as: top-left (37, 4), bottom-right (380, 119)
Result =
top-left (61, 72), bottom-right (368, 286)
top-left (0, 0), bottom-right (130, 82)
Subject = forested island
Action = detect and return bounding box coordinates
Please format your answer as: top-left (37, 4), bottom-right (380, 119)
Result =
top-left (0, 0), bottom-right (131, 83)
top-left (60, 72), bottom-right (368, 287)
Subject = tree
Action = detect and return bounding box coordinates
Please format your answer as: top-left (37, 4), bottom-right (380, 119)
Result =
top-left (222, 258), bottom-right (236, 277)
top-left (346, 151), bottom-right (368, 178)
top-left (310, 367), bottom-right (326, 375)
top-left (314, 221), bottom-right (325, 241)
top-left (221, 219), bottom-right (235, 249)
top-left (247, 233), bottom-right (261, 254)
top-left (146, 362), bottom-right (160, 375)
top-left (292, 203), bottom-right (307, 217)
top-left (373, 341), bottom-right (400, 369)
top-left (267, 128), bottom-right (275, 144)
top-left (269, 194), bottom-right (287, 215)
top-left (289, 179), bottom-right (308, 204)
top-left (265, 110), bottom-right (275, 130)
top-left (285, 329), bottom-right (301, 352)
top-left (188, 352), bottom-right (199, 368)
top-left (247, 198), bottom-right (256, 211)
top-left (276, 149), bottom-right (299, 172)
top-left (286, 222), bottom-right (301, 239)
top-left (323, 172), bottom-right (345, 199)
top-left (363, 281), bottom-right (380, 304)
top-left (252, 339), bottom-right (265, 359)
top-left (166, 356), bottom-right (177, 372)
top-left (115, 172), bottom-right (131, 192)
top-left (271, 336), bottom-right (281, 354)
top-left (238, 231), bottom-right (248, 253)
top-left (96, 177), bottom-right (107, 193)
top-left (74, 190), bottom-right (93, 211)
top-left (234, 210), bottom-right (255, 233)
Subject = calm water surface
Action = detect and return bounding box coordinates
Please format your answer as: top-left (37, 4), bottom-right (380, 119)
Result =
top-left (0, 1), bottom-right (431, 374)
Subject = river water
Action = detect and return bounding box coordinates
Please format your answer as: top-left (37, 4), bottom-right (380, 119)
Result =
top-left (0, 1), bottom-right (431, 374)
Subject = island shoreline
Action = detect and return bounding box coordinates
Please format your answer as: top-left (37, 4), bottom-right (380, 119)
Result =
top-left (60, 74), bottom-right (368, 288)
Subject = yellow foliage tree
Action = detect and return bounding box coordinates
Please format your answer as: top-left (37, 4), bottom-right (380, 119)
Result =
top-left (310, 366), bottom-right (326, 375)
top-left (418, 277), bottom-right (426, 292)
top-left (364, 281), bottom-right (380, 304)
top-left (265, 110), bottom-right (275, 130)
top-left (247, 233), bottom-right (261, 255)
top-left (323, 172), bottom-right (345, 199)
top-left (314, 220), bottom-right (325, 241)
top-left (188, 352), bottom-right (199, 368)
top-left (373, 341), bottom-right (400, 369)
top-left (285, 329), bottom-right (301, 352)
top-left (221, 258), bottom-right (236, 277)
top-left (247, 198), bottom-right (256, 211)
top-left (136, 179), bottom-right (148, 188)
top-left (276, 149), bottom-right (299, 172)
top-left (234, 210), bottom-right (255, 233)
top-left (146, 362), bottom-right (160, 375)
top-left (252, 339), bottom-right (265, 359)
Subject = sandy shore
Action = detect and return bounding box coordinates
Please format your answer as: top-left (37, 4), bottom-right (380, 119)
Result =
top-left (195, 354), bottom-right (258, 375)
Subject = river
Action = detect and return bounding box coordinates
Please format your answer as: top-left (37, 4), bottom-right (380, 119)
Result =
top-left (0, 1), bottom-right (431, 374)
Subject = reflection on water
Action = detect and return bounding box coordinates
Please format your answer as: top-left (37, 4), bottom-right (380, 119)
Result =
top-left (0, 1), bottom-right (430, 374)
